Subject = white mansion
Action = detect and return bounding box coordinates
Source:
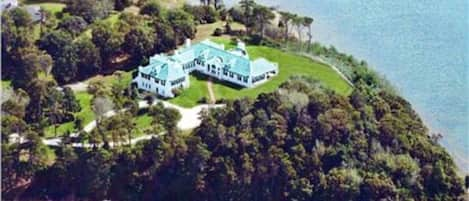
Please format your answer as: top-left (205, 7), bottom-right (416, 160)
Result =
top-left (132, 39), bottom-right (278, 98)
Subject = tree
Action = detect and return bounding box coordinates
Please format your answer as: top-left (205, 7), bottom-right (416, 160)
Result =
top-left (76, 149), bottom-right (113, 199)
top-left (123, 27), bottom-right (154, 63)
top-left (167, 9), bottom-right (196, 44)
top-left (2, 9), bottom-right (39, 82)
top-left (239, 0), bottom-right (255, 33)
top-left (183, 4), bottom-right (218, 24)
top-left (140, 0), bottom-right (162, 17)
top-left (10, 7), bottom-right (33, 27)
top-left (252, 5), bottom-right (274, 39)
top-left (38, 30), bottom-right (73, 58)
top-left (58, 15), bottom-right (88, 37)
top-left (162, 107), bottom-right (181, 131)
top-left (114, 0), bottom-right (132, 11)
top-left (92, 22), bottom-right (123, 65)
top-left (75, 38), bottom-right (102, 79)
top-left (152, 21), bottom-right (176, 53)
top-left (292, 15), bottom-right (304, 46)
top-left (359, 173), bottom-right (397, 200)
top-left (302, 16), bottom-right (314, 49)
top-left (62, 87), bottom-right (81, 113)
top-left (25, 78), bottom-right (63, 125)
top-left (47, 90), bottom-right (64, 137)
top-left (51, 45), bottom-right (79, 84)
top-left (279, 11), bottom-right (295, 42)
top-left (11, 49), bottom-right (42, 89)
top-left (65, 0), bottom-right (114, 23)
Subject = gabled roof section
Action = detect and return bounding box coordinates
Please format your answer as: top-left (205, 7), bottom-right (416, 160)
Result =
top-left (251, 58), bottom-right (278, 76)
top-left (178, 39), bottom-right (253, 76)
top-left (140, 55), bottom-right (185, 81)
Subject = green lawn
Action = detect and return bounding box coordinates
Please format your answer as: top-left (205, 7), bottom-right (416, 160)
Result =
top-left (132, 113), bottom-right (153, 137)
top-left (86, 70), bottom-right (133, 88)
top-left (169, 75), bottom-right (209, 107)
top-left (44, 91), bottom-right (94, 138)
top-left (169, 38), bottom-right (353, 107)
top-left (35, 2), bottom-right (65, 14)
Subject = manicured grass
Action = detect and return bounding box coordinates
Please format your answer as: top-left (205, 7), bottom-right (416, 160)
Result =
top-left (86, 70), bottom-right (133, 88)
top-left (169, 75), bottom-right (209, 107)
top-left (132, 113), bottom-right (153, 137)
top-left (214, 45), bottom-right (352, 98)
top-left (35, 2), bottom-right (65, 14)
top-left (168, 38), bottom-right (353, 107)
top-left (44, 91), bottom-right (94, 138)
top-left (135, 114), bottom-right (152, 128)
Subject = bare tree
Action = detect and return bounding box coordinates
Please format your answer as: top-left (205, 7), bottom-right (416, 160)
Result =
top-left (92, 96), bottom-right (115, 146)
top-left (302, 16), bottom-right (314, 50)
top-left (292, 15), bottom-right (304, 48)
top-left (279, 11), bottom-right (295, 42)
top-left (38, 53), bottom-right (53, 76)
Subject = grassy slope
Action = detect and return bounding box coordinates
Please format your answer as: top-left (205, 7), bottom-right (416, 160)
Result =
top-left (169, 38), bottom-right (353, 107)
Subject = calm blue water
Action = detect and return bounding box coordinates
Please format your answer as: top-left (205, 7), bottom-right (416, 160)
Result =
top-left (192, 0), bottom-right (469, 172)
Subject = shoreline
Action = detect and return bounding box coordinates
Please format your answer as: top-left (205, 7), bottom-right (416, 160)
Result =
top-left (260, 1), bottom-right (469, 175)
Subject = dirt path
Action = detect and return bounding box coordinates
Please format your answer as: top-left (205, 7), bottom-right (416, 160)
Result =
top-left (207, 78), bottom-right (216, 104)
top-left (300, 53), bottom-right (354, 87)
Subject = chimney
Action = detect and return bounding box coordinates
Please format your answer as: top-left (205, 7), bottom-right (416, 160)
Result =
top-left (185, 38), bottom-right (191, 48)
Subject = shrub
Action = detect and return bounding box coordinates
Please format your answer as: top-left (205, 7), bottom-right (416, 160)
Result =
top-left (183, 5), bottom-right (218, 24)
top-left (172, 88), bottom-right (183, 97)
top-left (215, 98), bottom-right (226, 104)
top-left (213, 28), bottom-right (223, 36)
top-left (144, 94), bottom-right (155, 105)
top-left (198, 97), bottom-right (207, 104)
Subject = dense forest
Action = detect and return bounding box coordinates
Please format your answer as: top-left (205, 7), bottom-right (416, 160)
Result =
top-left (1, 0), bottom-right (467, 200)
top-left (8, 75), bottom-right (466, 200)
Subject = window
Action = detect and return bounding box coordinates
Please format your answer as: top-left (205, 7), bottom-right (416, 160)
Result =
top-left (171, 77), bottom-right (185, 86)
top-left (223, 70), bottom-right (228, 76)
top-left (237, 75), bottom-right (242, 81)
top-left (243, 76), bottom-right (248, 83)
top-left (252, 74), bottom-right (266, 83)
top-left (155, 79), bottom-right (159, 84)
top-left (229, 72), bottom-right (234, 78)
